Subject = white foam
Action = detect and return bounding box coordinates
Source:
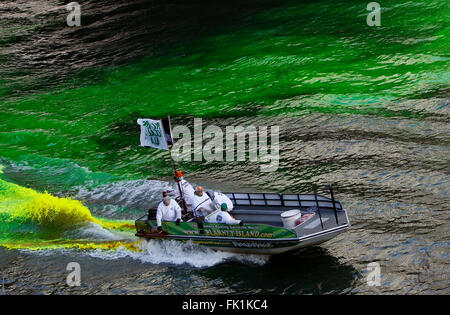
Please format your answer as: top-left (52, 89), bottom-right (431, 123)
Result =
top-left (17, 237), bottom-right (269, 268)
top-left (87, 239), bottom-right (270, 268)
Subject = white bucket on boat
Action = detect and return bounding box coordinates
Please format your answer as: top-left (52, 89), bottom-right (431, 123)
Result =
top-left (280, 209), bottom-right (302, 230)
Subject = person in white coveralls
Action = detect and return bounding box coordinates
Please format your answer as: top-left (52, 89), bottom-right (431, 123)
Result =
top-left (174, 170), bottom-right (195, 212)
top-left (193, 187), bottom-right (239, 223)
top-left (192, 186), bottom-right (214, 217)
top-left (156, 195), bottom-right (182, 232)
top-left (212, 191), bottom-right (233, 212)
top-left (205, 202), bottom-right (242, 225)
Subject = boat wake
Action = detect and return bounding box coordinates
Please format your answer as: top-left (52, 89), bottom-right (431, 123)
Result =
top-left (1, 164), bottom-right (269, 267)
top-left (87, 239), bottom-right (270, 268)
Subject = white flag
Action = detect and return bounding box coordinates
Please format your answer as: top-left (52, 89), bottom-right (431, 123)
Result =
top-left (137, 118), bottom-right (169, 151)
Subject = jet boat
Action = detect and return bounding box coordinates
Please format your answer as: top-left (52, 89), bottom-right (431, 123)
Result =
top-left (134, 116), bottom-right (350, 255)
top-left (135, 185), bottom-right (350, 255)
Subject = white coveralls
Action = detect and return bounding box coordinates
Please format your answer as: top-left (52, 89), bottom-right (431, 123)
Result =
top-left (212, 192), bottom-right (234, 211)
top-left (175, 179), bottom-right (195, 211)
top-left (156, 199), bottom-right (182, 227)
top-left (201, 192), bottom-right (239, 225)
top-left (205, 210), bottom-right (241, 225)
top-left (193, 193), bottom-right (214, 217)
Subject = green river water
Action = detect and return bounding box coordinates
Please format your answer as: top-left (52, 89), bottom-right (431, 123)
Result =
top-left (0, 0), bottom-right (448, 294)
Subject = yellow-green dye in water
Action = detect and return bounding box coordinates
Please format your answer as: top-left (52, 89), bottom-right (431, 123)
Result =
top-left (0, 169), bottom-right (140, 252)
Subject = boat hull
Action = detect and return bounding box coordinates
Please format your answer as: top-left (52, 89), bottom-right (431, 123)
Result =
top-left (136, 190), bottom-right (351, 255)
top-left (135, 220), bottom-right (349, 255)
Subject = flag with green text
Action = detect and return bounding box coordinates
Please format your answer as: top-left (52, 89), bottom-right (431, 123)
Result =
top-left (137, 118), bottom-right (171, 151)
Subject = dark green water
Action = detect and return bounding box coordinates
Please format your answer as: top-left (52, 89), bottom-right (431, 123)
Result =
top-left (0, 0), bottom-right (449, 294)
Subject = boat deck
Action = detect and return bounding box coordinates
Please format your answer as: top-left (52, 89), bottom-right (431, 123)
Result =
top-left (225, 191), bottom-right (349, 236)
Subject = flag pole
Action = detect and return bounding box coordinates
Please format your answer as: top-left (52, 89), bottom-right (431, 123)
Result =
top-left (166, 115), bottom-right (178, 173)
top-left (165, 116), bottom-right (187, 214)
top-left (165, 116), bottom-right (202, 233)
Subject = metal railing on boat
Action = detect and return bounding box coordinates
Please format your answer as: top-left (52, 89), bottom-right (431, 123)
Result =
top-left (225, 184), bottom-right (342, 229)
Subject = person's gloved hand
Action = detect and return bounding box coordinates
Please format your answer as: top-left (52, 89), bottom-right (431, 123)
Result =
top-left (239, 221), bottom-right (244, 227)
top-left (157, 226), bottom-right (162, 233)
top-left (176, 219), bottom-right (180, 225)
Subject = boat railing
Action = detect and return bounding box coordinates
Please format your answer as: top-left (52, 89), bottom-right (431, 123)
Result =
top-left (225, 192), bottom-right (341, 211)
top-left (225, 184), bottom-right (342, 226)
